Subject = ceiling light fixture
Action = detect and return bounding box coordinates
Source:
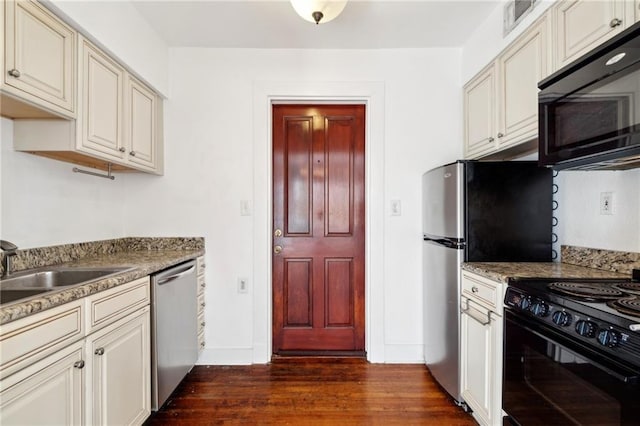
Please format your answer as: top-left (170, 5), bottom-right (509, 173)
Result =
top-left (290, 0), bottom-right (347, 25)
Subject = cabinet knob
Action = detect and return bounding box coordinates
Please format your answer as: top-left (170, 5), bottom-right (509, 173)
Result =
top-left (200, 321), bottom-right (206, 327)
top-left (488, 137), bottom-right (495, 142)
top-left (497, 132), bottom-right (504, 138)
top-left (7, 69), bottom-right (20, 78)
top-left (472, 286), bottom-right (479, 293)
top-left (118, 147), bottom-right (126, 152)
top-left (73, 360), bottom-right (85, 369)
top-left (95, 348), bottom-right (105, 356)
top-left (200, 302), bottom-right (206, 308)
top-left (610, 18), bottom-right (623, 28)
top-left (129, 151), bottom-right (136, 156)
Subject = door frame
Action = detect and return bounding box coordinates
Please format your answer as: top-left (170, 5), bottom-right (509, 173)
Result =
top-left (252, 81), bottom-right (385, 363)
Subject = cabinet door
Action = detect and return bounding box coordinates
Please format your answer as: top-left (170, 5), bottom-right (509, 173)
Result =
top-left (125, 75), bottom-right (157, 171)
top-left (461, 300), bottom-right (500, 426)
top-left (85, 307), bottom-right (150, 426)
top-left (636, 0), bottom-right (640, 23)
top-left (78, 37), bottom-right (126, 160)
top-left (0, 341), bottom-right (84, 425)
top-left (497, 16), bottom-right (550, 150)
top-left (4, 0), bottom-right (75, 117)
top-left (553, 0), bottom-right (633, 69)
top-left (464, 63), bottom-right (496, 159)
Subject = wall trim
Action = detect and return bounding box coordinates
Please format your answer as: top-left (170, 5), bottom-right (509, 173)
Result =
top-left (252, 80), bottom-right (386, 363)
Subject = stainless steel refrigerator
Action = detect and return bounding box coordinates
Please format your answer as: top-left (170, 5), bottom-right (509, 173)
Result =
top-left (422, 160), bottom-right (552, 404)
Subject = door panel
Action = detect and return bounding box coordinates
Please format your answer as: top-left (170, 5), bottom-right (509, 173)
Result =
top-left (273, 104), bottom-right (365, 354)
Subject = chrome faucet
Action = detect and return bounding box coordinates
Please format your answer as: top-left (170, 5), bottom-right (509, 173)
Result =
top-left (1, 240), bottom-right (18, 278)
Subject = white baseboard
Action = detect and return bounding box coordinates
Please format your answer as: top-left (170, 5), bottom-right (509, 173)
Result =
top-left (383, 344), bottom-right (424, 364)
top-left (196, 347), bottom-right (254, 365)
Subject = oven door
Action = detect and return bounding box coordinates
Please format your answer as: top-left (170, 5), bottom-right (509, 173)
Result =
top-left (503, 310), bottom-right (640, 426)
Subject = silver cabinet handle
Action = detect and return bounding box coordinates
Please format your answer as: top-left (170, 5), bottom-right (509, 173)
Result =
top-left (119, 147), bottom-right (126, 152)
top-left (8, 69), bottom-right (20, 78)
top-left (471, 286), bottom-right (479, 293)
top-left (129, 151), bottom-right (136, 156)
top-left (95, 348), bottom-right (105, 356)
top-left (200, 321), bottom-right (206, 327)
top-left (200, 302), bottom-right (206, 308)
top-left (488, 137), bottom-right (495, 142)
top-left (200, 341), bottom-right (205, 348)
top-left (497, 132), bottom-right (504, 138)
top-left (73, 360), bottom-right (85, 369)
top-left (200, 282), bottom-right (206, 288)
top-left (610, 18), bottom-right (622, 28)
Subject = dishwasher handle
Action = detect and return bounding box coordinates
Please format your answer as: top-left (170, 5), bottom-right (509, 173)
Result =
top-left (156, 264), bottom-right (196, 286)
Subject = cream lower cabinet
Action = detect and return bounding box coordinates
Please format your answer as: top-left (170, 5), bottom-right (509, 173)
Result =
top-left (196, 256), bottom-right (206, 353)
top-left (1, 0), bottom-right (76, 119)
top-left (552, 0), bottom-right (636, 70)
top-left (0, 277), bottom-right (151, 426)
top-left (0, 341), bottom-right (84, 425)
top-left (86, 307), bottom-right (150, 426)
top-left (460, 271), bottom-right (503, 426)
top-left (464, 15), bottom-right (550, 159)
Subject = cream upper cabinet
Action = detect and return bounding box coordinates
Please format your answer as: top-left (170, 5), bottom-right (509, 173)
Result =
top-left (85, 307), bottom-right (151, 426)
top-left (463, 63), bottom-right (497, 158)
top-left (2, 0), bottom-right (76, 118)
top-left (0, 341), bottom-right (84, 426)
top-left (464, 16), bottom-right (550, 159)
top-left (126, 75), bottom-right (158, 171)
top-left (78, 37), bottom-right (126, 161)
top-left (552, 0), bottom-right (636, 70)
top-left (637, 0), bottom-right (640, 22)
top-left (460, 271), bottom-right (503, 426)
top-left (497, 15), bottom-right (551, 151)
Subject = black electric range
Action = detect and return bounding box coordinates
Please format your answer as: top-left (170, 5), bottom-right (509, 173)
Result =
top-left (503, 272), bottom-right (640, 426)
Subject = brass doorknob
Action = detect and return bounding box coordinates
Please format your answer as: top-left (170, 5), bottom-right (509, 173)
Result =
top-left (274, 245), bottom-right (283, 254)
top-left (274, 229), bottom-right (282, 237)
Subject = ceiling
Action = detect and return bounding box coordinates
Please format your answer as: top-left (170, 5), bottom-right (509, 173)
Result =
top-left (132, 1), bottom-right (501, 49)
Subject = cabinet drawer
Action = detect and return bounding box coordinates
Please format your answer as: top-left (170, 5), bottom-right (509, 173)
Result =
top-left (197, 311), bottom-right (205, 336)
top-left (85, 277), bottom-right (150, 334)
top-left (197, 293), bottom-right (205, 316)
top-left (198, 330), bottom-right (205, 352)
top-left (197, 275), bottom-right (205, 297)
top-left (0, 300), bottom-right (84, 380)
top-left (196, 256), bottom-right (205, 276)
top-left (462, 272), bottom-right (501, 310)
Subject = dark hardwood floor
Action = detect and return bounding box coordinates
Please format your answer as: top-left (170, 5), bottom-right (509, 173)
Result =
top-left (145, 357), bottom-right (477, 425)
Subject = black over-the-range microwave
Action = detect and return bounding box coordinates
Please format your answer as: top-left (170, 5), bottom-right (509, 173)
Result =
top-left (538, 21), bottom-right (640, 170)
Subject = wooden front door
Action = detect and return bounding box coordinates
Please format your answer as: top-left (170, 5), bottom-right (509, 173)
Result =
top-left (272, 104), bottom-right (365, 354)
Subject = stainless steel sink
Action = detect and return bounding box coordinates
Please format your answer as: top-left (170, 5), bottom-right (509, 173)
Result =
top-left (0, 266), bottom-right (132, 305)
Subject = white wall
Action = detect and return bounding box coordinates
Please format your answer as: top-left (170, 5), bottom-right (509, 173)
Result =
top-left (557, 170), bottom-right (640, 253)
top-left (123, 47), bottom-right (463, 363)
top-left (45, 0), bottom-right (169, 96)
top-left (0, 118), bottom-right (126, 248)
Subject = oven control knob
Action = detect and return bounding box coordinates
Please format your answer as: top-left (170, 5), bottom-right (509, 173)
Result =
top-left (597, 329), bottom-right (620, 348)
top-left (531, 300), bottom-right (549, 317)
top-left (552, 311), bottom-right (572, 327)
top-left (575, 320), bottom-right (597, 338)
top-left (518, 296), bottom-right (532, 311)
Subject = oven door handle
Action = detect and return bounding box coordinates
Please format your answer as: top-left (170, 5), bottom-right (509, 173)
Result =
top-left (506, 310), bottom-right (640, 385)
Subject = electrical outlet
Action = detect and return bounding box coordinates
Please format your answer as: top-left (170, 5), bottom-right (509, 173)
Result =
top-left (237, 277), bottom-right (249, 294)
top-left (600, 192), bottom-right (613, 215)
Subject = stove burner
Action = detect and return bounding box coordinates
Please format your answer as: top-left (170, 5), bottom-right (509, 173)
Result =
top-left (613, 282), bottom-right (640, 296)
top-left (547, 281), bottom-right (626, 302)
top-left (607, 296), bottom-right (640, 318)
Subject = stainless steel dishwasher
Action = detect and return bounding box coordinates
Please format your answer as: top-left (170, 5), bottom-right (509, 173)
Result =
top-left (151, 260), bottom-right (198, 411)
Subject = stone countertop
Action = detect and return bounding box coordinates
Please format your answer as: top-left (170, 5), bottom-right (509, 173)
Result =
top-left (462, 262), bottom-right (630, 284)
top-left (0, 248), bottom-right (204, 325)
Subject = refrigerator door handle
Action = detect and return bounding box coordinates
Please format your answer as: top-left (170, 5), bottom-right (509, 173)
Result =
top-left (423, 235), bottom-right (465, 249)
